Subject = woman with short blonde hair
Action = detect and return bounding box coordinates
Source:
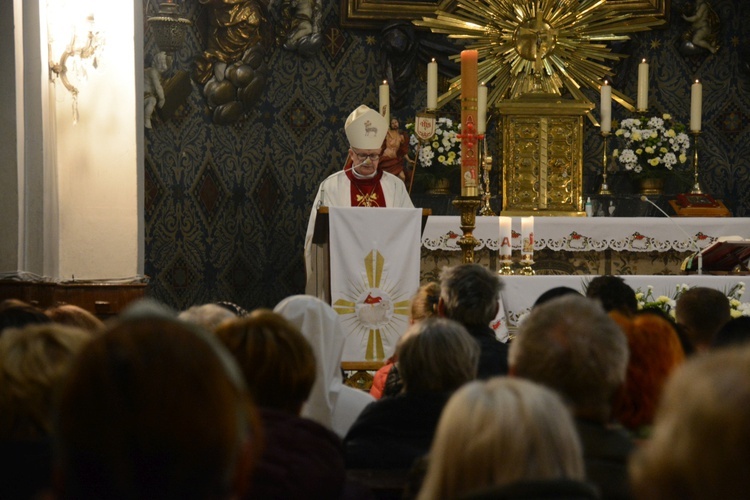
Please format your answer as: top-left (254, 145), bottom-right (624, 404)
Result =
top-left (418, 378), bottom-right (587, 499)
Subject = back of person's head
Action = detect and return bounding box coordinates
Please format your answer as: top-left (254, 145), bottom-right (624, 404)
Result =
top-left (585, 276), bottom-right (638, 317)
top-left (630, 344), bottom-right (750, 499)
top-left (533, 286), bottom-right (582, 309)
top-left (676, 287), bottom-right (731, 350)
top-left (54, 317), bottom-right (256, 500)
top-left (418, 378), bottom-right (584, 500)
top-left (215, 309), bottom-right (316, 414)
top-left (397, 318), bottom-right (479, 394)
top-left (178, 303), bottom-right (237, 332)
top-left (45, 305), bottom-right (104, 335)
top-left (439, 264), bottom-right (503, 327)
top-left (509, 295), bottom-right (628, 421)
top-left (0, 324), bottom-right (91, 440)
top-left (0, 300), bottom-right (51, 336)
top-left (712, 315), bottom-right (750, 349)
top-left (410, 282), bottom-right (440, 323)
top-left (610, 312), bottom-right (684, 432)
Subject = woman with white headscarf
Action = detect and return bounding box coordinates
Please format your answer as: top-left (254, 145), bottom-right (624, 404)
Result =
top-left (274, 295), bottom-right (374, 437)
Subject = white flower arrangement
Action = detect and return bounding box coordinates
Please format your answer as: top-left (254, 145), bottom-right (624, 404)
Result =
top-left (406, 117), bottom-right (461, 178)
top-left (636, 282), bottom-right (750, 319)
top-left (613, 113), bottom-right (691, 179)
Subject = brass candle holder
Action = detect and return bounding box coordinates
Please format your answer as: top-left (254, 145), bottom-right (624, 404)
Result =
top-left (690, 131), bottom-right (704, 194)
top-left (498, 257), bottom-right (514, 275)
top-left (478, 137), bottom-right (495, 216)
top-left (452, 197), bottom-right (482, 263)
top-left (598, 131), bottom-right (612, 195)
top-left (519, 255), bottom-right (535, 275)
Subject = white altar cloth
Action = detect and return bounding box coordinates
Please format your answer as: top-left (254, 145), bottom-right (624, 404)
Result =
top-left (500, 275), bottom-right (747, 326)
top-left (422, 217), bottom-right (749, 252)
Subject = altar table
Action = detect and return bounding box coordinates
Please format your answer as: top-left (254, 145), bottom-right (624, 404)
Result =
top-left (499, 275), bottom-right (747, 326)
top-left (420, 217), bottom-right (749, 280)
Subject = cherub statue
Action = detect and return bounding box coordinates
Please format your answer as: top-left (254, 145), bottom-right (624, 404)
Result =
top-left (144, 52), bottom-right (169, 129)
top-left (682, 0), bottom-right (720, 55)
top-left (270, 0), bottom-right (322, 56)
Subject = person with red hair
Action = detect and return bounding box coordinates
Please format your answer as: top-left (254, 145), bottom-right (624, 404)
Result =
top-left (610, 312), bottom-right (685, 438)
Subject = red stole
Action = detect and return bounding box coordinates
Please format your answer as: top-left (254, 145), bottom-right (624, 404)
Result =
top-left (344, 160), bottom-right (386, 207)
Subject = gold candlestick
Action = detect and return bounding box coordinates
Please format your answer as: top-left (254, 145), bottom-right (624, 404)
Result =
top-left (519, 255), bottom-right (535, 275)
top-left (478, 137), bottom-right (495, 216)
top-left (690, 131), bottom-right (704, 194)
top-left (452, 197), bottom-right (482, 263)
top-left (598, 131), bottom-right (612, 195)
top-left (498, 257), bottom-right (514, 275)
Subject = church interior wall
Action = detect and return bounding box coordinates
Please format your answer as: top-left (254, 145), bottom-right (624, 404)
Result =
top-left (143, 0), bottom-right (750, 311)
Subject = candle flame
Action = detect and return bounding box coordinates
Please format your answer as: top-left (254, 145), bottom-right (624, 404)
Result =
top-left (431, 57), bottom-right (436, 63)
top-left (382, 80), bottom-right (387, 85)
top-left (695, 79), bottom-right (700, 84)
top-left (642, 58), bottom-right (646, 63)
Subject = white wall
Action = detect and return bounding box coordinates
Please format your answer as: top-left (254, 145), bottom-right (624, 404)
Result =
top-left (51, 1), bottom-right (139, 279)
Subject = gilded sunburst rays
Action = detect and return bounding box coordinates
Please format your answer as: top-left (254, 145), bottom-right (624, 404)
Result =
top-left (415, 0), bottom-right (663, 112)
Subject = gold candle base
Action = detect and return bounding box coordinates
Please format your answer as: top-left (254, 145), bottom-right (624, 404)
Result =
top-left (519, 256), bottom-right (535, 276)
top-left (498, 258), bottom-right (514, 275)
top-left (452, 196), bottom-right (482, 263)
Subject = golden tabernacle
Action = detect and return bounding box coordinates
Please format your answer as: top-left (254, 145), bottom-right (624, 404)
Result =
top-left (499, 93), bottom-right (593, 216)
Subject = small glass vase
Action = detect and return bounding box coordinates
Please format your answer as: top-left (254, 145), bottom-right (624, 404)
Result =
top-left (638, 177), bottom-right (665, 196)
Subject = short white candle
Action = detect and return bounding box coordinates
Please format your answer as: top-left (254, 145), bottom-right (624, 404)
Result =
top-left (477, 83), bottom-right (488, 135)
top-left (601, 81), bottom-right (612, 133)
top-left (637, 59), bottom-right (649, 111)
top-left (379, 80), bottom-right (389, 124)
top-left (427, 59), bottom-right (438, 110)
top-left (690, 79), bottom-right (702, 132)
top-left (499, 216), bottom-right (512, 257)
top-left (521, 216), bottom-right (534, 257)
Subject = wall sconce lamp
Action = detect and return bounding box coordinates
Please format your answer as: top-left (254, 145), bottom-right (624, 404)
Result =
top-left (48, 13), bottom-right (105, 121)
top-left (148, 1), bottom-right (191, 54)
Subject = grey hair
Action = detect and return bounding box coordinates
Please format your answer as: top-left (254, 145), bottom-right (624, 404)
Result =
top-left (508, 295), bottom-right (628, 418)
top-left (440, 264), bottom-right (504, 327)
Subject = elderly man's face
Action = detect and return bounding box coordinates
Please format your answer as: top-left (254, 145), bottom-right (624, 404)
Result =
top-left (350, 148), bottom-right (380, 177)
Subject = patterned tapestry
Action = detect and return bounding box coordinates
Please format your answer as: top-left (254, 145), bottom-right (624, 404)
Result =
top-left (144, 0), bottom-right (750, 312)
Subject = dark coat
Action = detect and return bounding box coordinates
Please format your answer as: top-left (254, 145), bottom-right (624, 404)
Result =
top-left (575, 418), bottom-right (634, 500)
top-left (344, 391), bottom-right (452, 470)
top-left (249, 409), bottom-right (347, 500)
top-left (465, 324), bottom-right (510, 379)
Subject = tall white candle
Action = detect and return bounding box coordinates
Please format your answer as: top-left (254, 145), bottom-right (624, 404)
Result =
top-left (427, 59), bottom-right (438, 110)
top-left (600, 81), bottom-right (612, 133)
top-left (379, 80), bottom-right (389, 124)
top-left (477, 83), bottom-right (488, 135)
top-left (521, 216), bottom-right (534, 258)
top-left (637, 59), bottom-right (649, 111)
top-left (499, 216), bottom-right (512, 257)
top-left (690, 79), bottom-right (702, 132)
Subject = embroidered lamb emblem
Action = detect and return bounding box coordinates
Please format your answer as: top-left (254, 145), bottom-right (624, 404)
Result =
top-left (364, 120), bottom-right (378, 136)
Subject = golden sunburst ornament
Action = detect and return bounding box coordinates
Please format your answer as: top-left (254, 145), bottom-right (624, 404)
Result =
top-left (415, 0), bottom-right (663, 114)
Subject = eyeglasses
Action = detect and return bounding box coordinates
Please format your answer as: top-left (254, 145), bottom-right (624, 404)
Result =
top-left (352, 151), bottom-right (380, 161)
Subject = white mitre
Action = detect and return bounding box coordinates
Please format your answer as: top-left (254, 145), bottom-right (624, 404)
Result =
top-left (345, 105), bottom-right (387, 150)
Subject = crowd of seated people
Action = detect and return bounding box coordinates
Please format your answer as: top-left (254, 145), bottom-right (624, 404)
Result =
top-left (1, 267), bottom-right (749, 499)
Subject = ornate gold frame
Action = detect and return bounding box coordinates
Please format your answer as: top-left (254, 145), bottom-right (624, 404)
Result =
top-left (341, 0), bottom-right (669, 29)
top-left (340, 0), bottom-right (455, 28)
top-left (607, 0), bottom-right (670, 19)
